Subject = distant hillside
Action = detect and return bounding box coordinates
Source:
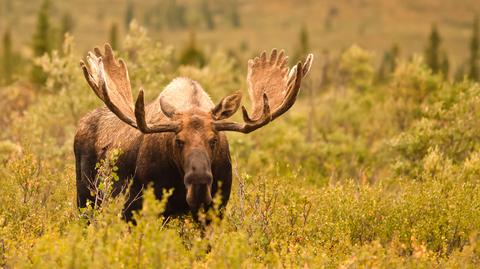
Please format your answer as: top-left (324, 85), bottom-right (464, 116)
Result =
top-left (0, 0), bottom-right (478, 68)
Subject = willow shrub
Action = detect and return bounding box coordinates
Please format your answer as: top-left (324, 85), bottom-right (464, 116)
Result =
top-left (0, 28), bottom-right (480, 268)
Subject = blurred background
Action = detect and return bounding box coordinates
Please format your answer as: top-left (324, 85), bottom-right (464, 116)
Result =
top-left (0, 0), bottom-right (479, 87)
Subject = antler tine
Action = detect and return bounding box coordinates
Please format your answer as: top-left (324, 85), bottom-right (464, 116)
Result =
top-left (80, 60), bottom-right (100, 98)
top-left (240, 93), bottom-right (271, 126)
top-left (272, 62), bottom-right (302, 120)
top-left (81, 43), bottom-right (179, 134)
top-left (302, 54), bottom-right (314, 78)
top-left (97, 61), bottom-right (138, 128)
top-left (215, 56), bottom-right (306, 133)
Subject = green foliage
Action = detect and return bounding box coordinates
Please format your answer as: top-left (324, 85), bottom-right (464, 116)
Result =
top-left (1, 25), bottom-right (480, 268)
top-left (31, 0), bottom-right (53, 85)
top-left (1, 28), bottom-right (26, 86)
top-left (1, 28), bottom-right (12, 85)
top-left (227, 0), bottom-right (241, 28)
top-left (109, 23), bottom-right (119, 51)
top-left (324, 5), bottom-right (339, 32)
top-left (424, 24), bottom-right (449, 77)
top-left (293, 25), bottom-right (310, 63)
top-left (425, 24), bottom-right (441, 73)
top-left (390, 81), bottom-right (480, 177)
top-left (200, 0), bottom-right (215, 30)
top-left (469, 15), bottom-right (479, 81)
top-left (179, 31), bottom-right (206, 67)
top-left (164, 0), bottom-right (187, 29)
top-left (60, 13), bottom-right (74, 36)
top-left (339, 45), bottom-right (374, 91)
top-left (377, 43), bottom-right (400, 82)
top-left (124, 1), bottom-right (135, 30)
top-left (123, 22), bottom-right (175, 98)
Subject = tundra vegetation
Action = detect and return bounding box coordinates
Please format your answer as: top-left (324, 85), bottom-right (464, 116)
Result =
top-left (0, 19), bottom-right (480, 269)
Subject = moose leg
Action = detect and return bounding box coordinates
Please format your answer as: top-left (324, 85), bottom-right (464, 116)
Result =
top-left (123, 181), bottom-right (144, 222)
top-left (74, 148), bottom-right (97, 209)
top-left (212, 150), bottom-right (233, 219)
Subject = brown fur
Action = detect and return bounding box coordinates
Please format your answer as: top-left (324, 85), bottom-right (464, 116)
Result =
top-left (74, 78), bottom-right (235, 221)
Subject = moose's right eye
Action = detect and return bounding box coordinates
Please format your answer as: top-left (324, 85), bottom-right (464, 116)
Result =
top-left (175, 139), bottom-right (185, 149)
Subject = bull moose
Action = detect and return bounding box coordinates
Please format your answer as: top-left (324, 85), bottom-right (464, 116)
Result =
top-left (74, 44), bottom-right (313, 221)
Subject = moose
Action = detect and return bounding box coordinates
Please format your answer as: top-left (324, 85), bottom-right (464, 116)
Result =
top-left (74, 44), bottom-right (313, 221)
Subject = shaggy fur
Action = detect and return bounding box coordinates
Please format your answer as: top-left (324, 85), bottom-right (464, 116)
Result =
top-left (74, 78), bottom-right (233, 221)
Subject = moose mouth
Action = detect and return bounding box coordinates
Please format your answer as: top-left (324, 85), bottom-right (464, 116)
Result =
top-left (185, 183), bottom-right (213, 210)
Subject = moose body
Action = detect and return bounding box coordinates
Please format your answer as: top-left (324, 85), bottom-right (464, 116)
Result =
top-left (75, 78), bottom-right (233, 220)
top-left (75, 44), bottom-right (312, 221)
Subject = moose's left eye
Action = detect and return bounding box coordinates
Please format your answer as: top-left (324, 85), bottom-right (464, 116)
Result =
top-left (175, 139), bottom-right (185, 149)
top-left (209, 138), bottom-right (218, 149)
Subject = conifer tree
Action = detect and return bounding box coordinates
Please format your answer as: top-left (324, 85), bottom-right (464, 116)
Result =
top-left (228, 0), bottom-right (241, 28)
top-left (425, 24), bottom-right (441, 73)
top-left (32, 0), bottom-right (52, 57)
top-left (109, 23), bottom-right (119, 51)
top-left (2, 28), bottom-right (13, 85)
top-left (179, 31), bottom-right (205, 67)
top-left (165, 0), bottom-right (187, 29)
top-left (294, 25), bottom-right (310, 63)
top-left (125, 1), bottom-right (134, 29)
top-left (377, 43), bottom-right (400, 82)
top-left (324, 6), bottom-right (338, 32)
top-left (201, 0), bottom-right (215, 30)
top-left (58, 13), bottom-right (74, 50)
top-left (31, 0), bottom-right (52, 84)
top-left (60, 13), bottom-right (74, 36)
top-left (441, 51), bottom-right (450, 78)
top-left (469, 15), bottom-right (479, 81)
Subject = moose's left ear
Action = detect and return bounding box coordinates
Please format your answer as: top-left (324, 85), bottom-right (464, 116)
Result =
top-left (212, 91), bottom-right (243, 120)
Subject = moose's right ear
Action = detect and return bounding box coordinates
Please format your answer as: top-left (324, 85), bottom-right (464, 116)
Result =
top-left (212, 91), bottom-right (243, 120)
top-left (160, 97), bottom-right (176, 118)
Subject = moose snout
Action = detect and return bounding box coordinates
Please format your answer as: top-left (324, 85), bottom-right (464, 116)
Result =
top-left (183, 150), bottom-right (214, 209)
top-left (186, 183), bottom-right (213, 208)
top-left (184, 171), bottom-right (213, 209)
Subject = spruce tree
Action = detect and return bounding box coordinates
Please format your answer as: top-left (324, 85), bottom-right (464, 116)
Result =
top-left (441, 51), bottom-right (450, 78)
top-left (293, 25), bottom-right (310, 64)
top-left (201, 0), bottom-right (215, 30)
top-left (60, 13), bottom-right (74, 36)
top-left (324, 6), bottom-right (338, 32)
top-left (179, 31), bottom-right (206, 67)
top-left (31, 0), bottom-right (52, 84)
top-left (2, 28), bottom-right (13, 85)
top-left (377, 43), bottom-right (400, 82)
top-left (59, 13), bottom-right (74, 49)
top-left (165, 0), bottom-right (186, 29)
top-left (109, 23), bottom-right (119, 51)
top-left (229, 0), bottom-right (241, 28)
top-left (425, 24), bottom-right (441, 73)
top-left (125, 1), bottom-right (134, 29)
top-left (469, 15), bottom-right (479, 81)
top-left (32, 0), bottom-right (52, 57)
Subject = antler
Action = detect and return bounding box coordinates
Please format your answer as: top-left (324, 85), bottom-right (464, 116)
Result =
top-left (214, 49), bottom-right (313, 133)
top-left (80, 44), bottom-right (180, 133)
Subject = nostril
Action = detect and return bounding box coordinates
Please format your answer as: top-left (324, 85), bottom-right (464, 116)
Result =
top-left (186, 182), bottom-right (213, 208)
top-left (192, 183), bottom-right (208, 194)
top-left (184, 172), bottom-right (213, 186)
